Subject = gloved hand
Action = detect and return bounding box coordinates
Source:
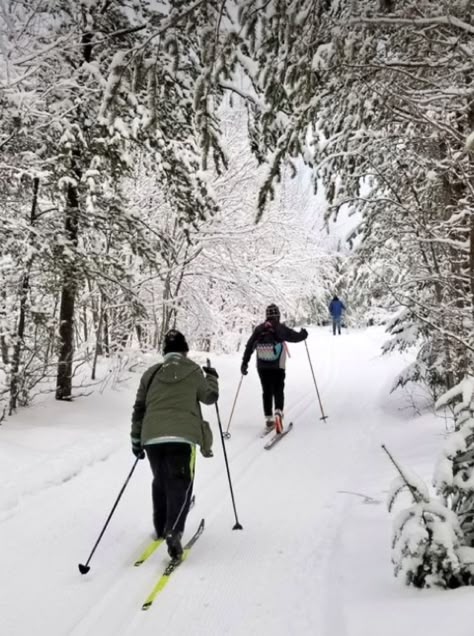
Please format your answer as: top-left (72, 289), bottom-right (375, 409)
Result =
top-left (300, 328), bottom-right (308, 340)
top-left (202, 365), bottom-right (219, 378)
top-left (132, 440), bottom-right (145, 460)
top-left (240, 363), bottom-right (248, 376)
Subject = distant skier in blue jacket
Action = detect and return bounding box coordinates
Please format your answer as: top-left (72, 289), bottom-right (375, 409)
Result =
top-left (329, 296), bottom-right (345, 335)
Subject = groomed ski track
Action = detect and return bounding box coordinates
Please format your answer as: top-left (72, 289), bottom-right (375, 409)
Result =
top-left (1, 327), bottom-right (450, 636)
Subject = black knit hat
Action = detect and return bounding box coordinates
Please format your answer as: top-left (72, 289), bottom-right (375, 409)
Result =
top-left (265, 304), bottom-right (281, 320)
top-left (163, 329), bottom-right (189, 355)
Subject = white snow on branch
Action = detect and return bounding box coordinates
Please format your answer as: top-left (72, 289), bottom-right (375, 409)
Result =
top-left (349, 15), bottom-right (474, 36)
top-left (466, 130), bottom-right (474, 151)
top-left (436, 376), bottom-right (474, 411)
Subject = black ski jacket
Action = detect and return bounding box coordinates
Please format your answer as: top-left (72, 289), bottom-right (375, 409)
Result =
top-left (242, 320), bottom-right (306, 370)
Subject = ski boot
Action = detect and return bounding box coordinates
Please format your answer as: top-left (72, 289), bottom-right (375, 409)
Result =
top-left (274, 409), bottom-right (284, 434)
top-left (166, 531), bottom-right (183, 560)
top-left (265, 415), bottom-right (275, 433)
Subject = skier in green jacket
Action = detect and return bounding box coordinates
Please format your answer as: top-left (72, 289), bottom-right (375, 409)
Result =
top-left (131, 329), bottom-right (218, 559)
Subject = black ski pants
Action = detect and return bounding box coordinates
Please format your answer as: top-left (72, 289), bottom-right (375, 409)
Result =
top-left (145, 442), bottom-right (195, 537)
top-left (258, 368), bottom-right (286, 417)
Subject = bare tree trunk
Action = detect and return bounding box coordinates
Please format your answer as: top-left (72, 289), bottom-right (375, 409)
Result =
top-left (91, 301), bottom-right (104, 380)
top-left (103, 308), bottom-right (110, 355)
top-left (82, 305), bottom-right (88, 344)
top-left (470, 215), bottom-right (474, 334)
top-left (93, 290), bottom-right (108, 362)
top-left (135, 323), bottom-right (143, 347)
top-left (87, 277), bottom-right (101, 340)
top-left (0, 289), bottom-right (10, 366)
top-left (151, 291), bottom-right (160, 349)
top-left (56, 183), bottom-right (79, 401)
top-left (0, 336), bottom-right (9, 366)
top-left (468, 101), bottom-right (474, 358)
top-left (55, 23), bottom-right (95, 399)
top-left (9, 177), bottom-right (40, 413)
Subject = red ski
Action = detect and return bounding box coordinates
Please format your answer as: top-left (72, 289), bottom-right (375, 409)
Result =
top-left (264, 422), bottom-right (293, 450)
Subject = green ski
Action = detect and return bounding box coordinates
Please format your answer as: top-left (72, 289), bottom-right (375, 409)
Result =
top-left (134, 495), bottom-right (195, 567)
top-left (134, 538), bottom-right (164, 567)
top-left (142, 518), bottom-right (205, 611)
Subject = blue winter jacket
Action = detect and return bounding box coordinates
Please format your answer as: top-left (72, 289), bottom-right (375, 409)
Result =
top-left (329, 299), bottom-right (345, 318)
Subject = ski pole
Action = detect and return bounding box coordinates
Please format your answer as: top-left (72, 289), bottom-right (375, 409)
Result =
top-left (207, 358), bottom-right (243, 530)
top-left (223, 375), bottom-right (244, 440)
top-left (304, 341), bottom-right (328, 421)
top-left (78, 457), bottom-right (140, 574)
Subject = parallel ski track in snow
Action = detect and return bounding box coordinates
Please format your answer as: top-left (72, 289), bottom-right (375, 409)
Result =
top-left (70, 369), bottom-right (322, 636)
top-left (69, 333), bottom-right (380, 635)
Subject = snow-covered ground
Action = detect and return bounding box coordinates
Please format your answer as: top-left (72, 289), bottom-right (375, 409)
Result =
top-left (1, 327), bottom-right (471, 636)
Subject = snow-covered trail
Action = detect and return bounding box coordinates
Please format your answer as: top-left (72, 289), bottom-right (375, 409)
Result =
top-left (0, 327), bottom-right (451, 636)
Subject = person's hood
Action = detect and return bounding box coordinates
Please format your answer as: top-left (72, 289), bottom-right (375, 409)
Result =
top-left (157, 355), bottom-right (199, 384)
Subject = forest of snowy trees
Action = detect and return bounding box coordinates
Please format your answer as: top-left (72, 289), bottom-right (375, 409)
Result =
top-left (0, 0), bottom-right (339, 415)
top-left (1, 0), bottom-right (474, 590)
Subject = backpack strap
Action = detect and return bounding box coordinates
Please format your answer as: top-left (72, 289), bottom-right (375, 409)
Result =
top-left (145, 363), bottom-right (162, 400)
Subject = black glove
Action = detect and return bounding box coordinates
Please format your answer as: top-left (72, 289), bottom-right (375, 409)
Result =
top-left (202, 365), bottom-right (219, 378)
top-left (300, 328), bottom-right (308, 340)
top-left (240, 362), bottom-right (248, 376)
top-left (132, 440), bottom-right (145, 460)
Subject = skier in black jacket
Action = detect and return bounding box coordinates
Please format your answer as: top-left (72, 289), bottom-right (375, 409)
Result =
top-left (240, 304), bottom-right (308, 433)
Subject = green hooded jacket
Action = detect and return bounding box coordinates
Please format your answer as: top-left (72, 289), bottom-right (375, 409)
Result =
top-left (131, 354), bottom-right (218, 454)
